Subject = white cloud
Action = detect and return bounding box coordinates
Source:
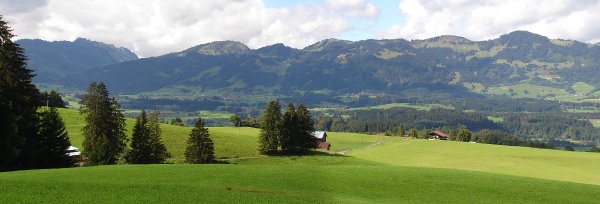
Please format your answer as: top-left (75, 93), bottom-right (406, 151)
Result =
top-left (325, 0), bottom-right (379, 19)
top-left (1, 0), bottom-right (379, 57)
top-left (378, 0), bottom-right (600, 43)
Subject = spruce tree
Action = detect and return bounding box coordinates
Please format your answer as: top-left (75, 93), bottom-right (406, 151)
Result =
top-left (0, 16), bottom-right (41, 170)
top-left (147, 110), bottom-right (170, 163)
top-left (125, 110), bottom-right (151, 163)
top-left (280, 103), bottom-right (297, 152)
top-left (35, 107), bottom-right (73, 168)
top-left (80, 82), bottom-right (127, 165)
top-left (296, 104), bottom-right (316, 153)
top-left (185, 117), bottom-right (214, 164)
top-left (258, 101), bottom-right (282, 154)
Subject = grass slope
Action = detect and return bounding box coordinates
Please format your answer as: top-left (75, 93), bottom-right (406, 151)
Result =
top-left (58, 108), bottom-right (385, 162)
top-left (2, 163), bottom-right (600, 203)
top-left (3, 108), bottom-right (600, 203)
top-left (349, 139), bottom-right (600, 185)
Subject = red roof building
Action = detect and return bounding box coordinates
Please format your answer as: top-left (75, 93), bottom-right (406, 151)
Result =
top-left (428, 131), bottom-right (449, 140)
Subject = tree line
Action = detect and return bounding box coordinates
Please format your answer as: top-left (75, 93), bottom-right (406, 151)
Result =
top-left (80, 82), bottom-right (215, 165)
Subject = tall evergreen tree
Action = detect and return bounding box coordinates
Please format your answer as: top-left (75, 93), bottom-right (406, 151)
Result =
top-left (125, 110), bottom-right (151, 163)
top-left (80, 82), bottom-right (127, 165)
top-left (258, 101), bottom-right (282, 154)
top-left (280, 103), bottom-right (297, 152)
top-left (147, 110), bottom-right (170, 163)
top-left (185, 117), bottom-right (214, 164)
top-left (35, 107), bottom-right (73, 168)
top-left (0, 16), bottom-right (41, 170)
top-left (295, 104), bottom-right (316, 153)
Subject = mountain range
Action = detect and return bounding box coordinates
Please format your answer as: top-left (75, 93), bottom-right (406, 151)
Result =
top-left (18, 31), bottom-right (600, 99)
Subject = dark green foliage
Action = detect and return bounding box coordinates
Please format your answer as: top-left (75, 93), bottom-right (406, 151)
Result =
top-left (295, 104), bottom-right (317, 152)
top-left (185, 117), bottom-right (214, 164)
top-left (40, 90), bottom-right (66, 108)
top-left (588, 146), bottom-right (600, 152)
top-left (564, 146), bottom-right (575, 151)
top-left (125, 110), bottom-right (151, 163)
top-left (456, 129), bottom-right (472, 142)
top-left (229, 115), bottom-right (241, 127)
top-left (258, 101), bottom-right (282, 154)
top-left (407, 128), bottom-right (418, 138)
top-left (472, 129), bottom-right (554, 149)
top-left (170, 117), bottom-right (185, 126)
top-left (280, 103), bottom-right (297, 152)
top-left (0, 16), bottom-right (41, 170)
top-left (80, 82), bottom-right (127, 165)
top-left (146, 110), bottom-right (170, 163)
top-left (241, 117), bottom-right (260, 128)
top-left (35, 107), bottom-right (73, 168)
top-left (126, 110), bottom-right (170, 164)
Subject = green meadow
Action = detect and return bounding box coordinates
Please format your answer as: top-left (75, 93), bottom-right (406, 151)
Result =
top-left (1, 108), bottom-right (600, 203)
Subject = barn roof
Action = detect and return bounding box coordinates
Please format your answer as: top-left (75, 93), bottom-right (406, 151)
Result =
top-left (429, 131), bottom-right (449, 138)
top-left (313, 131), bottom-right (326, 139)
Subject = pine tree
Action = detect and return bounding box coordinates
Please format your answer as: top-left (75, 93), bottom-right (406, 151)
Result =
top-left (0, 16), bottom-right (41, 170)
top-left (258, 101), bottom-right (282, 154)
top-left (125, 110), bottom-right (151, 163)
top-left (35, 107), bottom-right (73, 168)
top-left (185, 117), bottom-right (214, 164)
top-left (295, 104), bottom-right (316, 153)
top-left (147, 110), bottom-right (170, 163)
top-left (280, 103), bottom-right (297, 152)
top-left (80, 82), bottom-right (127, 165)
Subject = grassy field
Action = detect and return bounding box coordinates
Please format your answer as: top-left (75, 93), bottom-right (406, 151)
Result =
top-left (2, 108), bottom-right (600, 203)
top-left (2, 160), bottom-right (600, 203)
top-left (348, 139), bottom-right (600, 185)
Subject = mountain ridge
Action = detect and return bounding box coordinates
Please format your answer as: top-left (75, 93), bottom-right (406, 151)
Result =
top-left (21, 31), bottom-right (600, 100)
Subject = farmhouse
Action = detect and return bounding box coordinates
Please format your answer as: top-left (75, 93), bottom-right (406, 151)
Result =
top-left (313, 131), bottom-right (331, 150)
top-left (428, 131), bottom-right (449, 140)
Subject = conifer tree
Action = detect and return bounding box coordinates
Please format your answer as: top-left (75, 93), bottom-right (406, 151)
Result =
top-left (35, 107), bottom-right (73, 168)
top-left (296, 104), bottom-right (316, 153)
top-left (0, 16), bottom-right (41, 170)
top-left (258, 101), bottom-right (282, 154)
top-left (147, 110), bottom-right (170, 163)
top-left (125, 110), bottom-right (151, 163)
top-left (280, 103), bottom-right (297, 152)
top-left (80, 82), bottom-right (126, 165)
top-left (185, 117), bottom-right (214, 164)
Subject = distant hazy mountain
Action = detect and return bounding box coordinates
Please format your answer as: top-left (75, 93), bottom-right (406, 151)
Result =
top-left (25, 31), bottom-right (600, 97)
top-left (17, 38), bottom-right (138, 83)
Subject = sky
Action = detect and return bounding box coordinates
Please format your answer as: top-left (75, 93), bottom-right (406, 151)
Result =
top-left (2, 0), bottom-right (600, 57)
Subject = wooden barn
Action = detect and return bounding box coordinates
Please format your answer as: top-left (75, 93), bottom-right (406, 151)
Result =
top-left (313, 131), bottom-right (331, 150)
top-left (428, 131), bottom-right (449, 140)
